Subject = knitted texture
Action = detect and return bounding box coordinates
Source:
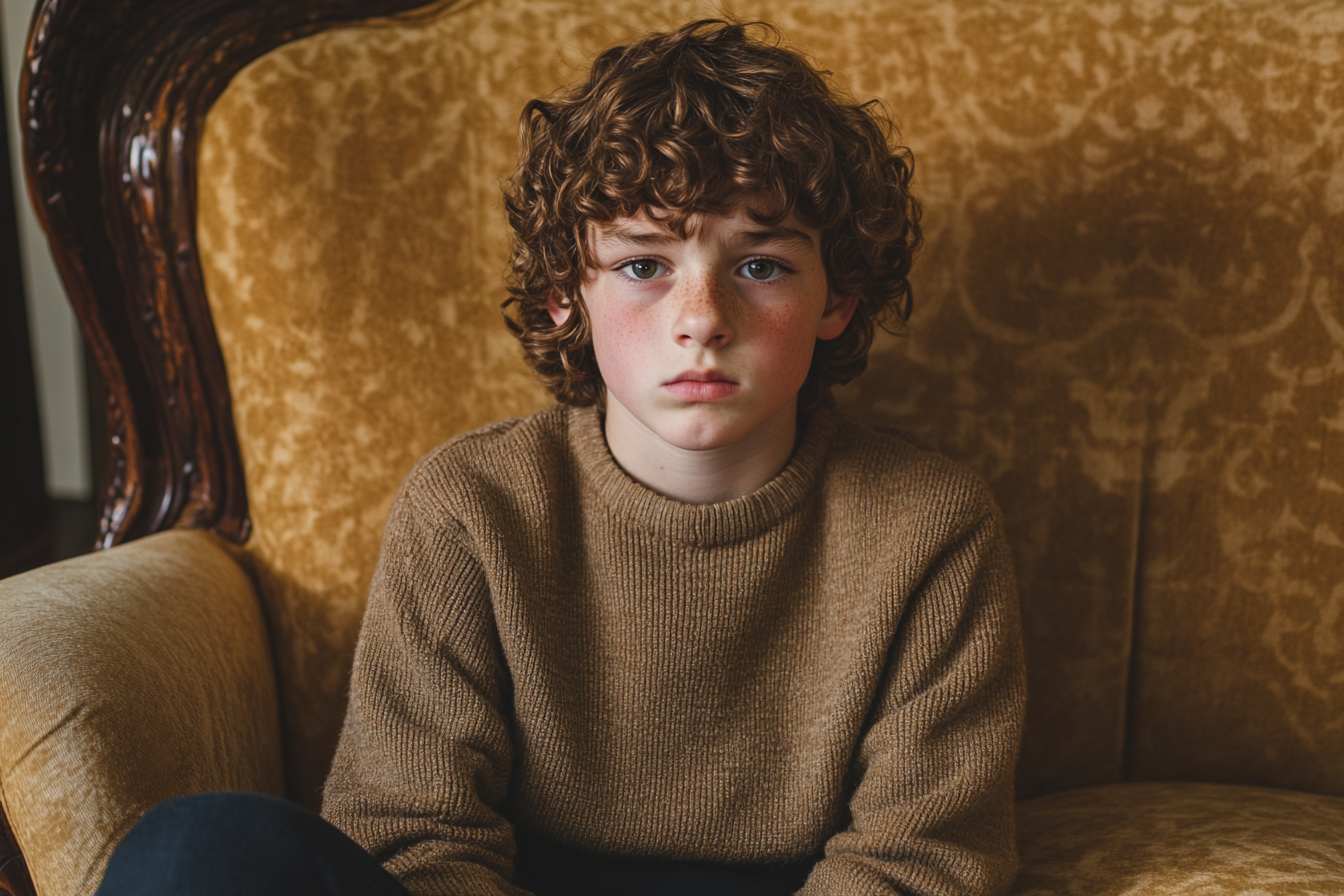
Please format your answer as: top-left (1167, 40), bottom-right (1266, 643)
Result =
top-left (321, 404), bottom-right (1026, 896)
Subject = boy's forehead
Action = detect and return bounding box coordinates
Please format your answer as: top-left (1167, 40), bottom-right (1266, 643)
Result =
top-left (587, 204), bottom-right (819, 250)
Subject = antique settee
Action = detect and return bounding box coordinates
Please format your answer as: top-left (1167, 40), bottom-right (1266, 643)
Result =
top-left (3, 0), bottom-right (1344, 894)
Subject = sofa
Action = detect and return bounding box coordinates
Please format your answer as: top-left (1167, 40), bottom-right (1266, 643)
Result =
top-left (3, 0), bottom-right (1343, 893)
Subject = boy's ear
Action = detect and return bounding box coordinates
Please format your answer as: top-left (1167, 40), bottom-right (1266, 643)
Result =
top-left (545, 291), bottom-right (572, 326)
top-left (817, 290), bottom-right (859, 341)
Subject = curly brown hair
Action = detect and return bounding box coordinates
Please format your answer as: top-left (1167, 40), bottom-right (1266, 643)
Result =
top-left (501, 18), bottom-right (922, 409)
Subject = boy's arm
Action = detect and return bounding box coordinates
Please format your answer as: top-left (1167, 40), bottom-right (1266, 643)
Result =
top-left (803, 499), bottom-right (1027, 896)
top-left (321, 476), bottom-right (528, 896)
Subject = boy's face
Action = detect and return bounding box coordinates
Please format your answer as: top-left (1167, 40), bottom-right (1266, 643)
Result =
top-left (548, 203), bottom-right (856, 454)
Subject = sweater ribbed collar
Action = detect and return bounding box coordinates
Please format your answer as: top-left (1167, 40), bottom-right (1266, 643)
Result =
top-left (566, 403), bottom-right (840, 547)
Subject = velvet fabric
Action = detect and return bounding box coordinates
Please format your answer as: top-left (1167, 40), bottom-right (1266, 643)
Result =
top-left (1012, 782), bottom-right (1344, 894)
top-left (196, 0), bottom-right (1344, 808)
top-left (3, 0), bottom-right (1340, 894)
top-left (0, 531), bottom-right (284, 896)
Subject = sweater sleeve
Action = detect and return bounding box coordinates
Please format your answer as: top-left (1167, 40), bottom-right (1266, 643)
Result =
top-left (321, 469), bottom-right (529, 896)
top-left (801, 493), bottom-right (1027, 896)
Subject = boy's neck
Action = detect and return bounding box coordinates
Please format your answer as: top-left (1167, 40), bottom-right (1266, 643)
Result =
top-left (601, 397), bottom-right (800, 505)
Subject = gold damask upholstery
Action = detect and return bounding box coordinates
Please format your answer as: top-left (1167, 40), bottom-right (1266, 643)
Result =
top-left (197, 0), bottom-right (1344, 804)
top-left (2, 0), bottom-right (1343, 894)
top-left (1015, 783), bottom-right (1344, 893)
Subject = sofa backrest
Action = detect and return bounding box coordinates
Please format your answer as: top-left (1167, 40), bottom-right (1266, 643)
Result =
top-left (195, 0), bottom-right (1344, 806)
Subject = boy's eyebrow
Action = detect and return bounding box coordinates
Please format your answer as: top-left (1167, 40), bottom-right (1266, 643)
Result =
top-left (594, 226), bottom-right (680, 248)
top-left (593, 224), bottom-right (817, 251)
top-left (731, 227), bottom-right (817, 251)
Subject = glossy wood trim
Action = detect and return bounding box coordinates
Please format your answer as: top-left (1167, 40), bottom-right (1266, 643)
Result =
top-left (19, 0), bottom-right (447, 550)
top-left (11, 2), bottom-right (448, 893)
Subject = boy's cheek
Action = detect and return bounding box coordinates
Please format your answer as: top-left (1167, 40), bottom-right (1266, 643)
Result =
top-left (591, 325), bottom-right (652, 397)
top-left (590, 304), bottom-right (647, 356)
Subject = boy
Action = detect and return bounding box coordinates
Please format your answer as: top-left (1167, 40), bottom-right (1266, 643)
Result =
top-left (323, 16), bottom-right (1024, 895)
top-left (97, 18), bottom-right (1023, 896)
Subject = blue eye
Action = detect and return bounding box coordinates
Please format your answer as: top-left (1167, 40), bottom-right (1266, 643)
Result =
top-left (742, 259), bottom-right (781, 280)
top-left (623, 259), bottom-right (661, 280)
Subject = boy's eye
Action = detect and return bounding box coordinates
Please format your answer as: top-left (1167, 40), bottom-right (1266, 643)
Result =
top-left (742, 259), bottom-right (782, 281)
top-left (622, 259), bottom-right (662, 280)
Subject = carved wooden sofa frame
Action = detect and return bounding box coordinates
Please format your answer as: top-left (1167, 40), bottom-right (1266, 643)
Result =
top-left (5, 5), bottom-right (442, 893)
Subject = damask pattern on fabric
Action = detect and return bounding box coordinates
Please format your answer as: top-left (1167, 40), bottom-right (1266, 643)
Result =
top-left (830, 0), bottom-right (1344, 798)
top-left (196, 0), bottom-right (1344, 804)
top-left (1012, 782), bottom-right (1344, 894)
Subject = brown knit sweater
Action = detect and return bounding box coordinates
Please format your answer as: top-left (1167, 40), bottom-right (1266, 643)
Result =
top-left (322, 403), bottom-right (1025, 896)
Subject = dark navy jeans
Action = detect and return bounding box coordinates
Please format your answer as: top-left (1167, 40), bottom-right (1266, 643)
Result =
top-left (96, 792), bottom-right (815, 896)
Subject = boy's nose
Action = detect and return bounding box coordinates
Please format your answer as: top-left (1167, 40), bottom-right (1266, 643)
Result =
top-left (672, 270), bottom-right (735, 348)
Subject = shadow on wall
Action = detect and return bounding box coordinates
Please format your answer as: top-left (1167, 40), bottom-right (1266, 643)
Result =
top-left (838, 2), bottom-right (1344, 799)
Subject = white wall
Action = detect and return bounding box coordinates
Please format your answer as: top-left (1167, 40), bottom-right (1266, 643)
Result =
top-left (2, 0), bottom-right (92, 500)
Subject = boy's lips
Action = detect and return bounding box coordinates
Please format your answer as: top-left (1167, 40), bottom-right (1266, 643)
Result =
top-left (663, 369), bottom-right (740, 402)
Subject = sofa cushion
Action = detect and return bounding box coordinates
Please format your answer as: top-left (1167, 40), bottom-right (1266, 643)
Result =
top-left (1013, 782), bottom-right (1344, 894)
top-left (0, 530), bottom-right (284, 896)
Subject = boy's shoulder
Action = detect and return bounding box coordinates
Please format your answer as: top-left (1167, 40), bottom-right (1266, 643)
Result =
top-left (401, 404), bottom-right (571, 500)
top-left (390, 404), bottom-right (1000, 540)
top-left (424, 403), bottom-right (568, 461)
top-left (824, 411), bottom-right (1000, 528)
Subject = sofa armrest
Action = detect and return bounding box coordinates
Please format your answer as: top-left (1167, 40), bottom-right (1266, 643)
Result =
top-left (0, 529), bottom-right (284, 896)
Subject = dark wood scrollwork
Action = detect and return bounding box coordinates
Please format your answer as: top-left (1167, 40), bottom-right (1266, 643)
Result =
top-left (21, 0), bottom-right (444, 549)
top-left (13, 1), bottom-right (444, 892)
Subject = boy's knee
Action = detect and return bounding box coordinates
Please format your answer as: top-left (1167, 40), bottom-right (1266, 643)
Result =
top-left (100, 791), bottom-right (320, 894)
top-left (133, 791), bottom-right (307, 849)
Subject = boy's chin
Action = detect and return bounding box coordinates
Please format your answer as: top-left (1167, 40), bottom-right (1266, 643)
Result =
top-left (605, 390), bottom-right (799, 456)
top-left (648, 407), bottom-right (795, 455)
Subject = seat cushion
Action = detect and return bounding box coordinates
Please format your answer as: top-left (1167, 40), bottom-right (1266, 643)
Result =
top-left (1013, 782), bottom-right (1344, 894)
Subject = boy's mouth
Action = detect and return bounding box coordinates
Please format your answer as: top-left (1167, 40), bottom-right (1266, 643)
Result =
top-left (663, 369), bottom-right (740, 402)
